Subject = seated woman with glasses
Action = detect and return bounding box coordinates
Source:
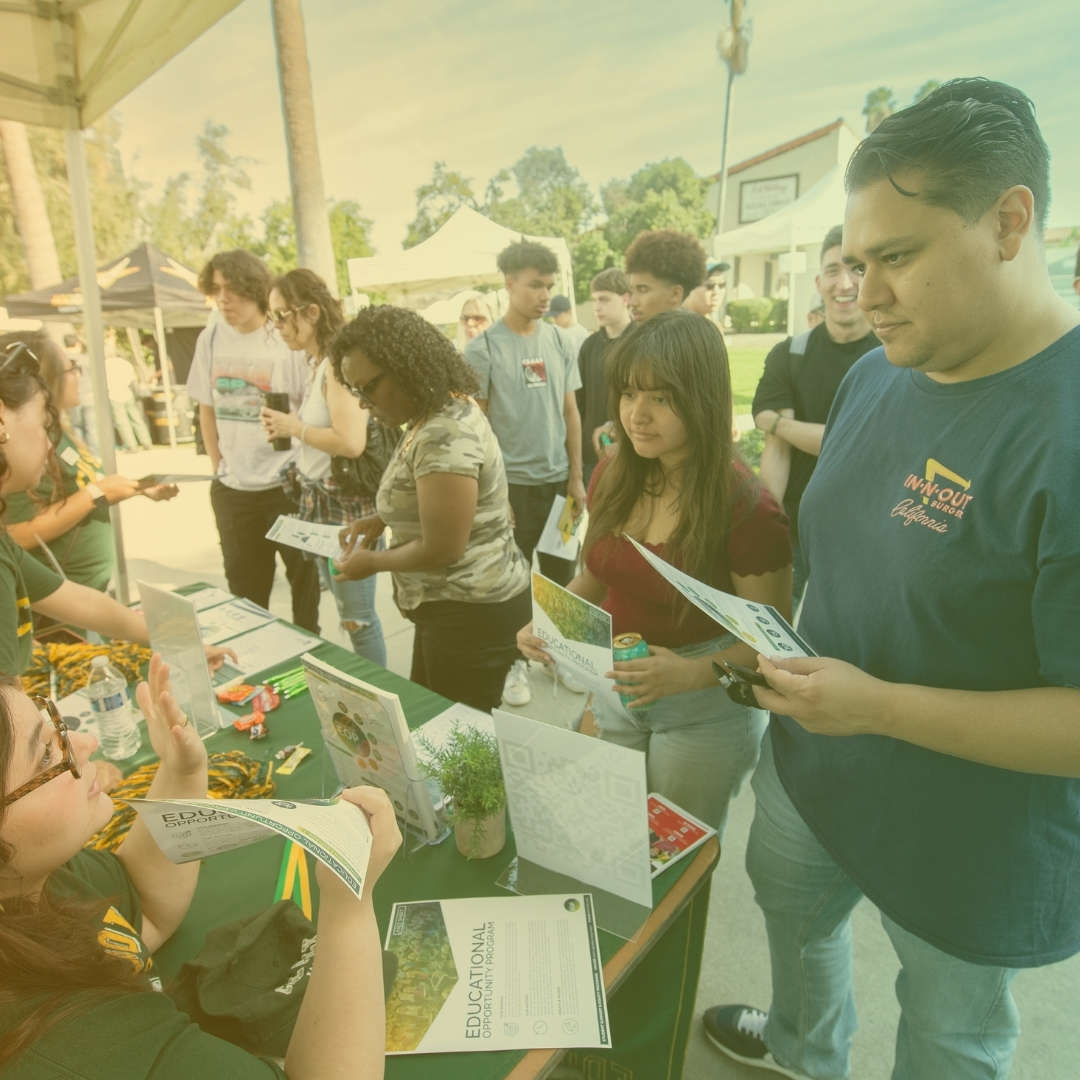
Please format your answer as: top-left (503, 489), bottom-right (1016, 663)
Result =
top-left (330, 306), bottom-right (530, 712)
top-left (258, 270), bottom-right (387, 666)
top-left (0, 340), bottom-right (231, 676)
top-left (1, 332), bottom-right (178, 592)
top-left (0, 657), bottom-right (400, 1077)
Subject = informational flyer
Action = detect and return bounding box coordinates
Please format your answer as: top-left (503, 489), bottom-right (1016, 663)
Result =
top-left (493, 710), bottom-right (653, 909)
top-left (197, 598), bottom-right (275, 645)
top-left (627, 537), bottom-right (815, 657)
top-left (212, 622), bottom-right (323, 686)
top-left (302, 654), bottom-right (443, 842)
top-left (412, 702), bottom-right (496, 769)
top-left (383, 893), bottom-right (610, 1054)
top-left (265, 515), bottom-right (344, 559)
top-left (126, 796), bottom-right (373, 899)
top-left (536, 495), bottom-right (585, 561)
top-left (185, 586), bottom-right (235, 612)
top-left (648, 793), bottom-right (716, 878)
top-left (530, 572), bottom-right (627, 716)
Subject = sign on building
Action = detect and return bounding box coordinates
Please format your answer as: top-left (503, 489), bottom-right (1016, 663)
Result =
top-left (739, 174), bottom-right (799, 224)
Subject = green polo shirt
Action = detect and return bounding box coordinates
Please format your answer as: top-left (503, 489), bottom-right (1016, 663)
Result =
top-left (0, 530), bottom-right (62, 675)
top-left (2, 850), bottom-right (287, 1080)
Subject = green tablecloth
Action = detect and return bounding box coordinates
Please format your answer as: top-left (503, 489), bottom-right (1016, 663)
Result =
top-left (120, 599), bottom-right (712, 1080)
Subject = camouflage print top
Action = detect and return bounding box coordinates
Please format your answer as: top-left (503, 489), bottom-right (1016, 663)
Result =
top-left (376, 395), bottom-right (529, 611)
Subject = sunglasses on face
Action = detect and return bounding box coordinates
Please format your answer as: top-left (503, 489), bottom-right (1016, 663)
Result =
top-left (460, 314), bottom-right (487, 325)
top-left (5, 698), bottom-right (81, 806)
top-left (269, 308), bottom-right (295, 326)
top-left (348, 371), bottom-right (386, 407)
top-left (0, 342), bottom-right (42, 378)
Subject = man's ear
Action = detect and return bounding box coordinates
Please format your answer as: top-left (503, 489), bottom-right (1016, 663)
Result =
top-left (995, 185), bottom-right (1035, 264)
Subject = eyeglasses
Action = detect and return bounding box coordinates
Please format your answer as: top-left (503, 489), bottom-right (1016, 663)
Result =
top-left (269, 308), bottom-right (295, 326)
top-left (0, 342), bottom-right (41, 378)
top-left (459, 314), bottom-right (488, 325)
top-left (348, 371), bottom-right (386, 406)
top-left (5, 698), bottom-right (81, 806)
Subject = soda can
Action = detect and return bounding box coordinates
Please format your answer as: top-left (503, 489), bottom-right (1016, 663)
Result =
top-left (613, 632), bottom-right (653, 712)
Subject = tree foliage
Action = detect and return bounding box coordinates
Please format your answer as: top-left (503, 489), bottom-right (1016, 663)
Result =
top-left (404, 161), bottom-right (477, 249)
top-left (0, 115), bottom-right (141, 296)
top-left (913, 79), bottom-right (942, 103)
top-left (862, 86), bottom-right (898, 134)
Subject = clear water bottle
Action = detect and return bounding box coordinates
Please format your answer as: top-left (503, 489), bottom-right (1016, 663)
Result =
top-left (86, 655), bottom-right (141, 760)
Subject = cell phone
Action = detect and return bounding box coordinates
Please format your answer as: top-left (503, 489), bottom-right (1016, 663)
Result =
top-left (719, 660), bottom-right (770, 687)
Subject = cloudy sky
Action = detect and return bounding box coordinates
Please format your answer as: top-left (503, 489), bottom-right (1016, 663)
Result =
top-left (114, 0), bottom-right (1080, 253)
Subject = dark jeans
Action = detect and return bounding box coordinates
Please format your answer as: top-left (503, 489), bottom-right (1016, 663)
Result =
top-left (209, 480), bottom-right (320, 633)
top-left (507, 480), bottom-right (575, 586)
top-left (406, 588), bottom-right (531, 712)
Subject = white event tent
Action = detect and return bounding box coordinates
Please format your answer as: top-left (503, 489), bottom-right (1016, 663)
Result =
top-left (348, 206), bottom-right (575, 310)
top-left (0, 0), bottom-right (242, 601)
top-left (715, 165), bottom-right (848, 333)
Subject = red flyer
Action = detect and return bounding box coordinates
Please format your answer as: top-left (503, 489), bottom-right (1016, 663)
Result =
top-left (648, 793), bottom-right (717, 877)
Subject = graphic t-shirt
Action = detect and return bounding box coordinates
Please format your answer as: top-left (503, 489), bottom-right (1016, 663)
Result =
top-left (576, 328), bottom-right (624, 473)
top-left (4, 432), bottom-right (115, 590)
top-left (3, 850), bottom-right (286, 1080)
top-left (776, 329), bottom-right (1080, 967)
top-left (186, 320), bottom-right (307, 491)
top-left (751, 324), bottom-right (878, 538)
top-left (464, 319), bottom-right (582, 486)
top-left (376, 396), bottom-right (529, 611)
top-left (0, 529), bottom-right (63, 675)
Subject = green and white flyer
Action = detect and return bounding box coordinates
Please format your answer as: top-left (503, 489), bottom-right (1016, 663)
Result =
top-left (383, 893), bottom-right (611, 1054)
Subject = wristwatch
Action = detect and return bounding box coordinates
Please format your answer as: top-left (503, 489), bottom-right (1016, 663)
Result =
top-left (85, 482), bottom-right (108, 510)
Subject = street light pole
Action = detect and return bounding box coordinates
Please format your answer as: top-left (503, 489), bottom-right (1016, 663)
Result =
top-left (715, 64), bottom-right (736, 242)
top-left (714, 0), bottom-right (752, 253)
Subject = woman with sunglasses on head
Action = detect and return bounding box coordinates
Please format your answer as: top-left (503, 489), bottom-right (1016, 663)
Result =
top-left (258, 270), bottom-right (387, 666)
top-left (0, 657), bottom-right (400, 1078)
top-left (331, 306), bottom-right (530, 712)
top-left (0, 340), bottom-right (233, 676)
top-left (1, 332), bottom-right (178, 592)
top-left (517, 312), bottom-right (792, 835)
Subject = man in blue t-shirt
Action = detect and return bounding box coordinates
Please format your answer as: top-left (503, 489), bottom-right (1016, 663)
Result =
top-left (703, 79), bottom-right (1080, 1080)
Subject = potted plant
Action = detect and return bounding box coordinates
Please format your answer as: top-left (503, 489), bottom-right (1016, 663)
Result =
top-left (418, 723), bottom-right (506, 859)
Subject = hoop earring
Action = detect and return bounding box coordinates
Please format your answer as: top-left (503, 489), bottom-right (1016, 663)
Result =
top-left (0, 430), bottom-right (9, 444)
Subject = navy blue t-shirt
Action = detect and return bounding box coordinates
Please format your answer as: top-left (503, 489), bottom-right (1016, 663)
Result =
top-left (773, 326), bottom-right (1080, 968)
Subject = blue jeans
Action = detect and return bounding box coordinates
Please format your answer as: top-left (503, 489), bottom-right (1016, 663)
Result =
top-left (747, 735), bottom-right (1020, 1080)
top-left (317, 559), bottom-right (386, 667)
top-left (591, 634), bottom-right (767, 838)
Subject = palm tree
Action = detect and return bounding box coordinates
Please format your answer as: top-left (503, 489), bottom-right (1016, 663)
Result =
top-left (0, 119), bottom-right (63, 289)
top-left (271, 0), bottom-right (338, 294)
top-left (862, 87), bottom-right (897, 134)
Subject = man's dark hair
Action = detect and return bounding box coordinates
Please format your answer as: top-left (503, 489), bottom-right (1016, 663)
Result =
top-left (821, 225), bottom-right (843, 262)
top-left (198, 250), bottom-right (274, 313)
top-left (591, 268), bottom-right (630, 295)
top-left (624, 231), bottom-right (706, 298)
top-left (330, 304), bottom-right (479, 417)
top-left (496, 240), bottom-right (559, 277)
top-left (846, 78), bottom-right (1051, 231)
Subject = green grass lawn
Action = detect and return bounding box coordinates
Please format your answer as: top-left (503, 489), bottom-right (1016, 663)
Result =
top-left (728, 345), bottom-right (770, 412)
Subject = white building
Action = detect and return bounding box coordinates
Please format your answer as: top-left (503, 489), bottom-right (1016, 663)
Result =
top-left (706, 119), bottom-right (860, 330)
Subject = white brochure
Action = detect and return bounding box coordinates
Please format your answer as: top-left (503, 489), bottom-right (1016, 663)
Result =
top-left (535, 494), bottom-right (585, 561)
top-left (265, 515), bottom-right (344, 559)
top-left (384, 893), bottom-right (610, 1054)
top-left (212, 622), bottom-right (323, 686)
top-left (185, 586), bottom-right (235, 612)
top-left (530, 572), bottom-right (627, 717)
top-left (197, 598), bottom-right (275, 645)
top-left (126, 796), bottom-right (373, 899)
top-left (412, 701), bottom-right (496, 769)
top-left (627, 536), bottom-right (815, 657)
top-left (493, 710), bottom-right (653, 909)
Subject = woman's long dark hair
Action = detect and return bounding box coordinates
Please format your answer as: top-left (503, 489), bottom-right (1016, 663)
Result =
top-left (584, 310), bottom-right (755, 590)
top-left (271, 267), bottom-right (345, 359)
top-left (0, 333), bottom-right (61, 518)
top-left (0, 677), bottom-right (148, 1066)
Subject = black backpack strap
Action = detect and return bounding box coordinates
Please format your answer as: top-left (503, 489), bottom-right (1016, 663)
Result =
top-left (787, 328), bottom-right (812, 390)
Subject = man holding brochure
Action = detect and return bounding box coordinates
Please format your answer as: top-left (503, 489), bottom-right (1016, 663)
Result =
top-left (703, 80), bottom-right (1080, 1080)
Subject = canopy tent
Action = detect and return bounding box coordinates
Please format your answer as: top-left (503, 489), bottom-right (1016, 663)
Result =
top-left (5, 242), bottom-right (211, 447)
top-left (714, 166), bottom-right (847, 334)
top-left (348, 206), bottom-right (575, 308)
top-left (1, 0), bottom-right (242, 602)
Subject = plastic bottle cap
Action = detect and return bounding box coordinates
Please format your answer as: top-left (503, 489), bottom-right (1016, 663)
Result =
top-left (91, 655), bottom-right (108, 667)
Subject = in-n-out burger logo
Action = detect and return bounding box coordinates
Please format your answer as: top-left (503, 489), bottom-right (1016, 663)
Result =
top-left (891, 458), bottom-right (973, 535)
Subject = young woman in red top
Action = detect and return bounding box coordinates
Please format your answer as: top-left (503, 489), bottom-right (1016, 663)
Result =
top-left (518, 311), bottom-right (792, 833)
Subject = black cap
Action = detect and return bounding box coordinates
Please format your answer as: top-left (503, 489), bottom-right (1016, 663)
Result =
top-left (548, 295), bottom-right (572, 315)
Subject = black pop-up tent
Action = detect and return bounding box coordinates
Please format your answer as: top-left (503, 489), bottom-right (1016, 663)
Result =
top-left (4, 241), bottom-right (210, 446)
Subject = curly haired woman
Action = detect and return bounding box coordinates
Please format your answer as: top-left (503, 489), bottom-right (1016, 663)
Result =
top-left (331, 306), bottom-right (529, 711)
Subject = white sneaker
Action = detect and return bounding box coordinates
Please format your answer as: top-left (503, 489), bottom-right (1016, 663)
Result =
top-left (502, 660), bottom-right (532, 706)
top-left (542, 663), bottom-right (588, 694)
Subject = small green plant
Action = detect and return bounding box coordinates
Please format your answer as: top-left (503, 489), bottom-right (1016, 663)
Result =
top-left (418, 724), bottom-right (506, 856)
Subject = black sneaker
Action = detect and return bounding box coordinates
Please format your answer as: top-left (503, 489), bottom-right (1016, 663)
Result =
top-left (701, 1005), bottom-right (811, 1078)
